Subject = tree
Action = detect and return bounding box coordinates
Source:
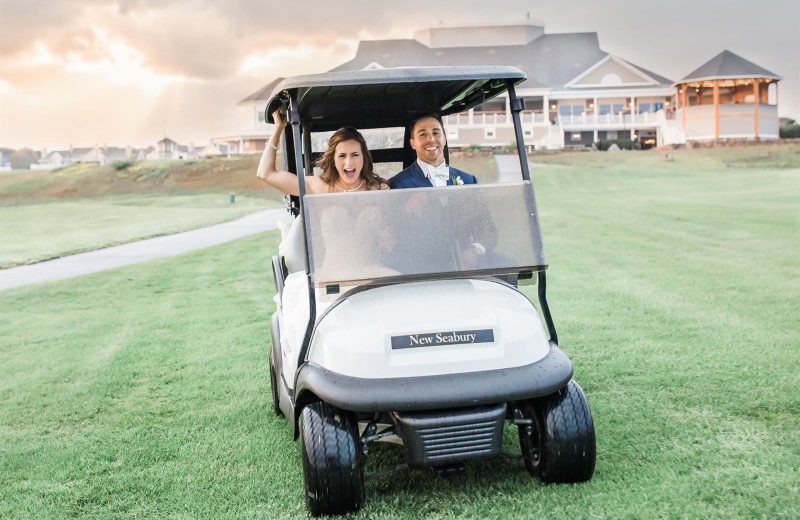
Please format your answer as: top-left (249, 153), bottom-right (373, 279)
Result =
top-left (9, 148), bottom-right (39, 169)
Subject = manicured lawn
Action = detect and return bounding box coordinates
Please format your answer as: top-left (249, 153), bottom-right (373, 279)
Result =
top-left (0, 194), bottom-right (280, 267)
top-left (1, 149), bottom-right (798, 518)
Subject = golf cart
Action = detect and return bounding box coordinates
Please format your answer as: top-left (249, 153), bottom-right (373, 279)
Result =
top-left (265, 66), bottom-right (595, 516)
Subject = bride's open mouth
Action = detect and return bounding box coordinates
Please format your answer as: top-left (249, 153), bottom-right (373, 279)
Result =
top-left (342, 168), bottom-right (357, 180)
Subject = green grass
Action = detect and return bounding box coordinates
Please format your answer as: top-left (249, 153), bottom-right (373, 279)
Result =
top-left (1, 148), bottom-right (799, 518)
top-left (0, 194), bottom-right (280, 267)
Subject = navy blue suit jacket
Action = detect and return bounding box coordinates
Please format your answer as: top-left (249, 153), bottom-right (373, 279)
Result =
top-left (388, 162), bottom-right (477, 189)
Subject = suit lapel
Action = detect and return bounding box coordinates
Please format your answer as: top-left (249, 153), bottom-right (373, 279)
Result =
top-left (412, 162), bottom-right (433, 187)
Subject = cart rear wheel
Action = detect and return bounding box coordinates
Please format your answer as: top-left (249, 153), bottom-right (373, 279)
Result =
top-left (300, 401), bottom-right (364, 516)
top-left (268, 352), bottom-right (282, 416)
top-left (518, 380), bottom-right (596, 483)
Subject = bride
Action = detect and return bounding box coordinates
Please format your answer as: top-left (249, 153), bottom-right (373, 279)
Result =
top-left (256, 109), bottom-right (388, 193)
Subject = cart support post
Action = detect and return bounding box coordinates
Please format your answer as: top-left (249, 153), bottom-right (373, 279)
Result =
top-left (289, 91), bottom-right (317, 375)
top-left (537, 271), bottom-right (558, 346)
top-left (507, 82), bottom-right (530, 182)
top-left (302, 127), bottom-right (313, 176)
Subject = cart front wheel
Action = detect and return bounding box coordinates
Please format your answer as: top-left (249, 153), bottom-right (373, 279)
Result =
top-left (518, 379), bottom-right (596, 483)
top-left (299, 401), bottom-right (364, 516)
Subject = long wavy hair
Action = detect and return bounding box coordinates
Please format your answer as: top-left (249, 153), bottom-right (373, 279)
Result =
top-left (316, 127), bottom-right (385, 191)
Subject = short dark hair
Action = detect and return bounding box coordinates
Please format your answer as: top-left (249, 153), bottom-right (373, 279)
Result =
top-left (408, 113), bottom-right (445, 136)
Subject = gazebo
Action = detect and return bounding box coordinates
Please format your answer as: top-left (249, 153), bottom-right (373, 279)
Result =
top-left (674, 50), bottom-right (782, 141)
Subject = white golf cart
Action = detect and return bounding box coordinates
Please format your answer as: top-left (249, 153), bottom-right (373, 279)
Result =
top-left (265, 66), bottom-right (595, 517)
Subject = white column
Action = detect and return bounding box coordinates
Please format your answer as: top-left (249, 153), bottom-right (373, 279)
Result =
top-left (594, 129), bottom-right (598, 142)
top-left (239, 138), bottom-right (244, 154)
top-left (543, 93), bottom-right (550, 125)
top-left (468, 108), bottom-right (474, 125)
top-left (594, 97), bottom-right (598, 125)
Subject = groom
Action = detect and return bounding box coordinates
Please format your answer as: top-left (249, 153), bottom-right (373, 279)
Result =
top-left (388, 114), bottom-right (477, 189)
top-left (389, 113), bottom-right (497, 271)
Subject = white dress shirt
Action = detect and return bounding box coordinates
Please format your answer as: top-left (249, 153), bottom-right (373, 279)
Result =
top-left (417, 159), bottom-right (450, 187)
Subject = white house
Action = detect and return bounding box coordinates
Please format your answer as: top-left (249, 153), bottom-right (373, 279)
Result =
top-left (232, 23), bottom-right (782, 150)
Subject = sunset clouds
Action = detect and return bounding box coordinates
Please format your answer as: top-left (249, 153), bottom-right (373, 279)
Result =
top-left (1, 0), bottom-right (797, 149)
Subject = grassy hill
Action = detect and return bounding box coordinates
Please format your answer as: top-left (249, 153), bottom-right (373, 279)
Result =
top-left (2, 143), bottom-right (798, 268)
top-left (0, 156), bottom-right (287, 267)
top-left (0, 156), bottom-right (284, 204)
top-left (1, 144), bottom-right (798, 518)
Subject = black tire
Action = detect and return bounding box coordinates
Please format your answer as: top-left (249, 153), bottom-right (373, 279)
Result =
top-left (299, 402), bottom-right (364, 517)
top-left (518, 380), bottom-right (596, 483)
top-left (268, 352), bottom-right (282, 416)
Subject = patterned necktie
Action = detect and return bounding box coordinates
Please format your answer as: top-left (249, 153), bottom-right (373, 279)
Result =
top-left (429, 164), bottom-right (449, 186)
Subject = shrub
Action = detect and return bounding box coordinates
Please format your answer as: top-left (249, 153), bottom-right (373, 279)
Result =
top-left (10, 148), bottom-right (38, 169)
top-left (779, 124), bottom-right (800, 139)
top-left (596, 139), bottom-right (635, 151)
top-left (113, 160), bottom-right (135, 170)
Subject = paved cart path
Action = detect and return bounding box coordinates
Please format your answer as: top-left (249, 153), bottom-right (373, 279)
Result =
top-left (0, 208), bottom-right (286, 292)
top-left (493, 156), bottom-right (553, 182)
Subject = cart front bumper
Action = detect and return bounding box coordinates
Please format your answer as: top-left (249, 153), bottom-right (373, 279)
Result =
top-left (295, 343), bottom-right (573, 413)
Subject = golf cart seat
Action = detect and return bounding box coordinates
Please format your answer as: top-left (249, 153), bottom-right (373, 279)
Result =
top-left (279, 216), bottom-right (305, 274)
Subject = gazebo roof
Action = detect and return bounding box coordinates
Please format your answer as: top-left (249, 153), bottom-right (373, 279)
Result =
top-left (680, 50), bottom-right (782, 84)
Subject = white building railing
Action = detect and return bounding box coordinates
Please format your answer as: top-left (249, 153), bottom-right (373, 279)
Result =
top-left (557, 111), bottom-right (669, 127)
top-left (444, 111), bottom-right (549, 127)
top-left (444, 110), bottom-right (674, 129)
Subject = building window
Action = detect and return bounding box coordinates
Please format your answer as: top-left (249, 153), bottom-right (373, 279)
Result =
top-left (606, 130), bottom-right (618, 139)
top-left (257, 111), bottom-right (265, 122)
top-left (613, 104), bottom-right (624, 114)
top-left (524, 128), bottom-right (533, 137)
top-left (599, 104), bottom-right (611, 115)
top-left (485, 127), bottom-right (496, 139)
top-left (573, 105), bottom-right (585, 116)
top-left (639, 103), bottom-right (651, 113)
top-left (559, 105), bottom-right (571, 116)
top-left (653, 103), bottom-right (663, 112)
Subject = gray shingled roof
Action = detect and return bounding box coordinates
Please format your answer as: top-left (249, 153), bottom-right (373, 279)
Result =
top-left (627, 62), bottom-right (673, 86)
top-left (328, 32), bottom-right (615, 90)
top-left (681, 50), bottom-right (782, 83)
top-left (242, 27), bottom-right (679, 102)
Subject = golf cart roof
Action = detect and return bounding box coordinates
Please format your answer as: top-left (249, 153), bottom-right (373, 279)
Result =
top-left (265, 66), bottom-right (526, 131)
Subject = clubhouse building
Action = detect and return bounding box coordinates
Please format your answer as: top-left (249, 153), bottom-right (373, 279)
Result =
top-left (222, 24), bottom-right (782, 151)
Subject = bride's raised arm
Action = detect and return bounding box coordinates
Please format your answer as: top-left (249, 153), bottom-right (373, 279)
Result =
top-left (256, 109), bottom-right (324, 195)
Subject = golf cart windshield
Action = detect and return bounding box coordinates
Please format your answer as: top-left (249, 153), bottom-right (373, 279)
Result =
top-left (303, 181), bottom-right (546, 288)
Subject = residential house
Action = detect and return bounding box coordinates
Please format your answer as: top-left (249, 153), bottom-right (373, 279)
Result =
top-left (33, 145), bottom-right (140, 169)
top-left (234, 24), bottom-right (782, 150)
top-left (0, 151), bottom-right (10, 171)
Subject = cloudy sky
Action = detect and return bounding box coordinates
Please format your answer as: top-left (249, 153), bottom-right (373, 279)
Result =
top-left (1, 0), bottom-right (798, 150)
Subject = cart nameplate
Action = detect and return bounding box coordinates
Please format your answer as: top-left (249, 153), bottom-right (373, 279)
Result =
top-left (391, 329), bottom-right (494, 349)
